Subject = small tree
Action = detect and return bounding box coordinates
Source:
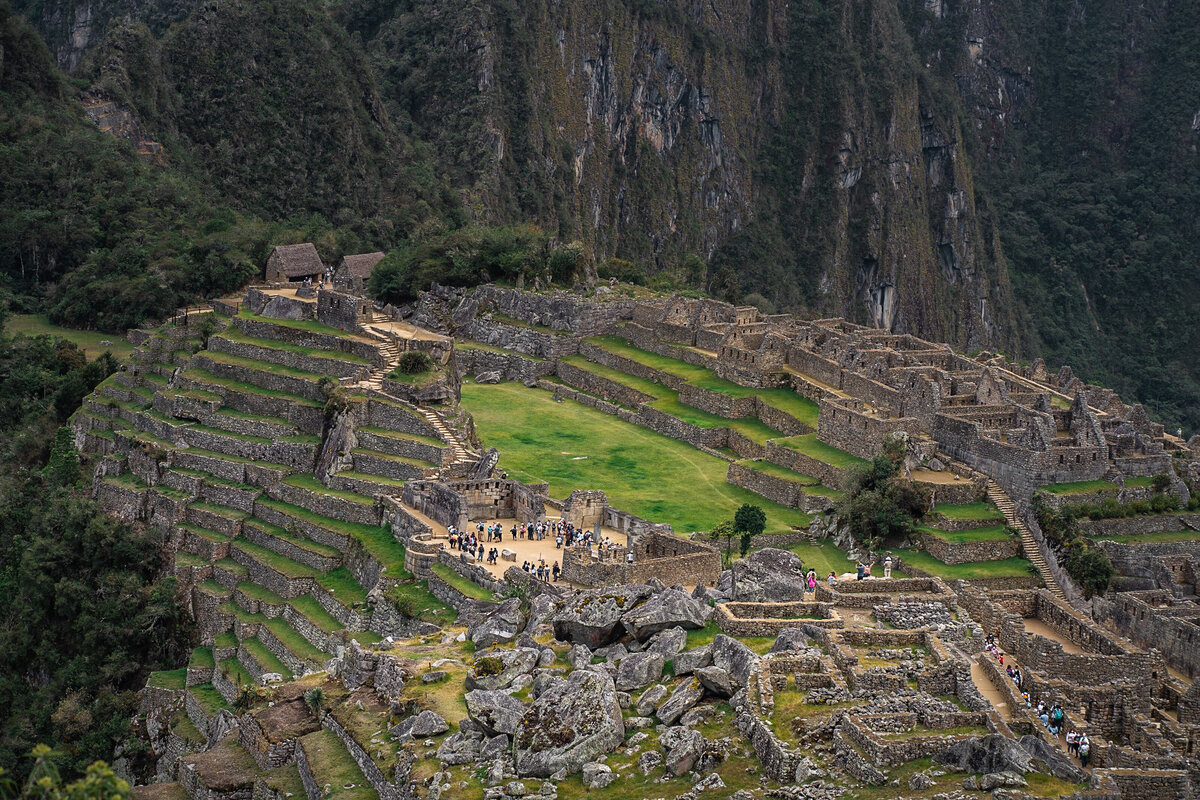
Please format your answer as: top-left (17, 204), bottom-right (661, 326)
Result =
top-left (43, 427), bottom-right (80, 487)
top-left (1151, 473), bottom-right (1172, 494)
top-left (397, 350), bottom-right (433, 375)
top-left (195, 313), bottom-right (220, 349)
top-left (734, 504), bottom-right (766, 541)
top-left (739, 532), bottom-right (753, 560)
top-left (709, 520), bottom-right (736, 568)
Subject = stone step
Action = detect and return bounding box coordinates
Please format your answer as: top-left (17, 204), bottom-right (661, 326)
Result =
top-left (237, 636), bottom-right (294, 682)
top-left (230, 539), bottom-right (324, 599)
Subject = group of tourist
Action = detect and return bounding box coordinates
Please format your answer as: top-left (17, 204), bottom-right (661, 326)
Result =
top-left (852, 555), bottom-right (894, 581)
top-left (446, 525), bottom-right (489, 563)
top-left (985, 633), bottom-right (1092, 769)
top-left (300, 267), bottom-right (336, 290)
top-left (520, 560), bottom-right (559, 582)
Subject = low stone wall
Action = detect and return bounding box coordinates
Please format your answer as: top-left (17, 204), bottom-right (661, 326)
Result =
top-left (1092, 591), bottom-right (1200, 680)
top-left (426, 569), bottom-right (500, 619)
top-left (192, 353), bottom-right (325, 403)
top-left (915, 477), bottom-right (984, 506)
top-left (818, 399), bottom-right (918, 461)
top-left (351, 450), bottom-right (431, 482)
top-left (632, 405), bottom-right (728, 450)
top-left (269, 481), bottom-right (383, 528)
top-left (209, 335), bottom-right (369, 381)
top-left (715, 601), bottom-right (843, 636)
top-left (726, 462), bottom-right (809, 509)
top-left (1078, 513), bottom-right (1200, 539)
top-left (762, 441), bottom-right (845, 488)
top-left (232, 314), bottom-right (381, 365)
top-left (919, 531), bottom-right (1021, 565)
top-left (364, 397), bottom-right (440, 439)
top-left (555, 360), bottom-right (656, 408)
top-left (841, 715), bottom-right (985, 768)
top-left (465, 319), bottom-right (580, 360)
top-left (456, 345), bottom-right (556, 384)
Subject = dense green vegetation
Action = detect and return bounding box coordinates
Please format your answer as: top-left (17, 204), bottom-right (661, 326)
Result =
top-left (1034, 499), bottom-right (1114, 598)
top-left (836, 440), bottom-right (928, 551)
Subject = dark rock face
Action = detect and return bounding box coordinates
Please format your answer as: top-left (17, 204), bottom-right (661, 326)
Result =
top-left (724, 548), bottom-right (809, 601)
top-left (514, 670), bottom-right (625, 777)
top-left (769, 627), bottom-right (811, 654)
top-left (550, 585), bottom-right (654, 647)
top-left (934, 734), bottom-right (1034, 775)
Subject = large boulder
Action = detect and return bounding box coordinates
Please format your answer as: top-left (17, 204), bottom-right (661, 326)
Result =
top-left (615, 651), bottom-right (665, 691)
top-left (466, 648), bottom-right (540, 691)
top-left (645, 627), bottom-right (688, 658)
top-left (721, 548), bottom-right (809, 601)
top-left (621, 589), bottom-right (709, 640)
top-left (934, 734), bottom-right (1035, 775)
top-left (465, 690), bottom-right (526, 736)
top-left (550, 585), bottom-right (654, 647)
top-left (392, 710), bottom-right (449, 738)
top-left (710, 635), bottom-right (759, 688)
top-left (695, 666), bottom-right (735, 698)
top-left (769, 627), bottom-right (811, 654)
top-left (656, 679), bottom-right (705, 725)
top-left (661, 726), bottom-right (704, 777)
top-left (673, 646), bottom-right (713, 676)
top-left (469, 598), bottom-right (527, 648)
top-left (514, 670), bottom-right (625, 777)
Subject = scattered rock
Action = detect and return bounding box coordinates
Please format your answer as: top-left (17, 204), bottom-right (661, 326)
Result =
top-left (695, 666), bottom-right (735, 699)
top-left (679, 705), bottom-right (716, 727)
top-left (710, 635), bottom-right (758, 688)
top-left (436, 732), bottom-right (482, 765)
top-left (421, 671), bottom-right (448, 684)
top-left (475, 371), bottom-right (503, 384)
top-left (637, 750), bottom-right (663, 776)
top-left (396, 710), bottom-right (449, 738)
top-left (550, 585), bottom-right (654, 647)
top-left (581, 762), bottom-right (615, 790)
top-left (908, 771), bottom-right (936, 790)
top-left (645, 626), bottom-right (688, 658)
top-left (661, 726), bottom-right (704, 776)
top-left (616, 651), bottom-right (665, 691)
top-left (656, 679), bottom-right (705, 725)
top-left (673, 646), bottom-right (713, 676)
top-left (935, 734), bottom-right (1034, 776)
top-left (769, 627), bottom-right (811, 654)
top-left (567, 644), bottom-right (592, 669)
top-left (479, 734), bottom-right (509, 761)
top-left (466, 648), bottom-right (541, 691)
top-left (979, 771), bottom-right (1028, 790)
top-left (693, 772), bottom-right (725, 792)
top-left (636, 684), bottom-right (669, 717)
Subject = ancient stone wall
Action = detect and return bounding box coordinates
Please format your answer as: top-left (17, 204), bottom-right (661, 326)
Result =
top-left (1092, 591), bottom-right (1200, 680)
top-left (1078, 514), bottom-right (1200, 539)
top-left (316, 289), bottom-right (371, 332)
top-left (762, 442), bottom-right (843, 487)
top-left (231, 315), bottom-right (382, 365)
top-left (464, 319), bottom-right (581, 359)
top-left (208, 336), bottom-right (369, 381)
top-left (456, 346), bottom-right (556, 384)
top-left (817, 400), bottom-right (918, 460)
top-left (715, 602), bottom-right (842, 636)
top-left (555, 361), bottom-right (656, 407)
top-left (919, 532), bottom-right (1020, 565)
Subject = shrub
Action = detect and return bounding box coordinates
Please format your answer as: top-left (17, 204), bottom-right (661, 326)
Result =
top-left (396, 351), bottom-right (433, 375)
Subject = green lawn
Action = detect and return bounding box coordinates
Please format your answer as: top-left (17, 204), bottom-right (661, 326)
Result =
top-left (897, 549), bottom-right (1033, 579)
top-left (431, 563), bottom-right (497, 601)
top-left (5, 314), bottom-right (135, 360)
top-left (146, 669), bottom-right (186, 690)
top-left (461, 382), bottom-right (813, 535)
top-left (919, 525), bottom-right (1012, 543)
top-left (1039, 480), bottom-right (1120, 495)
top-left (736, 459), bottom-right (820, 485)
top-left (188, 684), bottom-right (229, 715)
top-left (786, 540), bottom-right (858, 578)
top-left (930, 501), bottom-right (1004, 521)
top-left (217, 327), bottom-right (371, 364)
top-left (317, 567), bottom-right (368, 606)
top-left (773, 433), bottom-right (867, 469)
top-left (585, 335), bottom-right (819, 426)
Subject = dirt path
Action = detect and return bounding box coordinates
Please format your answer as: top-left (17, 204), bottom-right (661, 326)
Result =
top-left (1021, 618), bottom-right (1086, 654)
top-left (970, 660), bottom-right (1016, 721)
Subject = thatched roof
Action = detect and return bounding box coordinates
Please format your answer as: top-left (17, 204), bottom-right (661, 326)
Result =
top-left (339, 252), bottom-right (385, 278)
top-left (269, 243), bottom-right (324, 278)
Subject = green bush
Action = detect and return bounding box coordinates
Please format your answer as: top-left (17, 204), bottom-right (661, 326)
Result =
top-left (396, 351), bottom-right (433, 375)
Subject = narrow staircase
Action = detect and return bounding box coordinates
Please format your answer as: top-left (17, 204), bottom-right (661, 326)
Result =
top-left (416, 406), bottom-right (477, 466)
top-left (986, 480), bottom-right (1066, 600)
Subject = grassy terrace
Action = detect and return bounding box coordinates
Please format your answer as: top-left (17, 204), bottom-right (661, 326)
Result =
top-left (290, 595), bottom-right (344, 633)
top-left (735, 459), bottom-right (820, 485)
top-left (431, 563), bottom-right (497, 601)
top-left (180, 367), bottom-right (323, 407)
top-left (237, 307), bottom-right (348, 337)
top-left (587, 334), bottom-right (820, 427)
top-left (188, 684), bottom-right (229, 716)
top-left (458, 341), bottom-right (546, 361)
top-left (356, 425), bottom-right (446, 448)
top-left (773, 433), bottom-right (867, 469)
top-left (919, 525), bottom-right (1013, 543)
top-left (104, 472), bottom-right (148, 490)
top-left (215, 632), bottom-right (238, 649)
top-left (179, 523), bottom-right (231, 544)
top-left (219, 657), bottom-right (253, 690)
top-left (245, 518), bottom-right (341, 558)
top-left (262, 617), bottom-right (331, 662)
top-left (560, 355), bottom-right (781, 443)
top-left (232, 540), bottom-right (321, 579)
top-left (189, 647), bottom-right (215, 670)
top-left (146, 668), bottom-right (186, 690)
top-left (897, 549), bottom-right (1032, 580)
top-left (462, 382), bottom-right (813, 535)
top-left (190, 500), bottom-right (249, 520)
top-left (200, 349), bottom-right (327, 382)
top-left (318, 567), bottom-right (368, 606)
top-left (216, 327), bottom-right (371, 364)
top-left (931, 501), bottom-right (1004, 521)
top-left (5, 313), bottom-right (135, 360)
top-left (1040, 479), bottom-right (1120, 495)
top-left (349, 448), bottom-right (439, 470)
top-left (334, 470), bottom-right (408, 489)
top-left (255, 497), bottom-right (406, 571)
top-left (300, 730), bottom-right (375, 800)
top-left (284, 473), bottom-right (375, 505)
top-left (237, 581), bottom-right (284, 606)
top-left (178, 447), bottom-right (295, 472)
top-left (241, 637), bottom-right (294, 680)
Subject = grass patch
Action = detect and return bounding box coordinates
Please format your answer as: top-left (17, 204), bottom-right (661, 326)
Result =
top-left (219, 657), bottom-right (255, 691)
top-left (256, 498), bottom-right (406, 572)
top-left (461, 382), bottom-right (813, 535)
top-left (188, 683), bottom-right (229, 716)
top-left (290, 595), bottom-right (344, 634)
top-left (214, 632), bottom-right (238, 649)
top-left (241, 637), bottom-right (294, 680)
top-left (786, 540), bottom-right (856, 578)
top-left (197, 579), bottom-right (233, 598)
top-left (146, 669), bottom-right (186, 690)
top-left (898, 549), bottom-right (1033, 579)
top-left (104, 472), bottom-right (148, 490)
top-left (431, 563), bottom-right (497, 601)
top-left (736, 459), bottom-right (820, 484)
top-left (216, 327), bottom-right (371, 364)
top-left (200, 349), bottom-right (326, 382)
top-left (190, 500), bottom-right (249, 520)
top-left (284, 473), bottom-right (376, 505)
top-left (356, 425), bottom-right (446, 448)
top-left (773, 433), bottom-right (867, 469)
top-left (317, 567), bottom-right (369, 606)
top-left (299, 730), bottom-right (375, 800)
top-left (919, 525), bottom-right (1013, 543)
top-left (1039, 479), bottom-right (1120, 495)
top-left (232, 540), bottom-right (321, 580)
top-left (181, 367), bottom-right (322, 407)
top-left (388, 580), bottom-right (458, 625)
top-left (236, 581), bottom-right (284, 606)
top-left (189, 647), bottom-right (215, 670)
top-left (237, 308), bottom-right (345, 336)
top-left (931, 501), bottom-right (1004, 521)
top-left (5, 314), bottom-right (134, 360)
top-left (263, 618), bottom-right (331, 663)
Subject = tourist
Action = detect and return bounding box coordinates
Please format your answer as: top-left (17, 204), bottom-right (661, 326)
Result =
top-left (556, 534), bottom-right (562, 549)
top-left (552, 561), bottom-right (560, 582)
top-left (864, 562), bottom-right (872, 578)
top-left (883, 555), bottom-right (893, 578)
top-left (806, 570), bottom-right (817, 594)
top-left (1078, 735), bottom-right (1090, 768)
top-left (1066, 730), bottom-right (1077, 756)
top-left (1050, 704), bottom-right (1064, 736)
top-left (856, 562), bottom-right (865, 581)
top-left (827, 571), bottom-right (837, 585)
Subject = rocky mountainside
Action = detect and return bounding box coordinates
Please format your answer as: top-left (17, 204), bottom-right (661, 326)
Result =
top-left (5, 0), bottom-right (1200, 430)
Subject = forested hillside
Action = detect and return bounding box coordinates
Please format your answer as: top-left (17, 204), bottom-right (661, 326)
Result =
top-left (3, 0), bottom-right (1199, 431)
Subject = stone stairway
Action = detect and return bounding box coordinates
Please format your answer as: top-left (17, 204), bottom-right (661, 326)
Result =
top-left (356, 325), bottom-right (403, 392)
top-left (986, 480), bottom-right (1066, 599)
top-left (417, 406), bottom-right (477, 465)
